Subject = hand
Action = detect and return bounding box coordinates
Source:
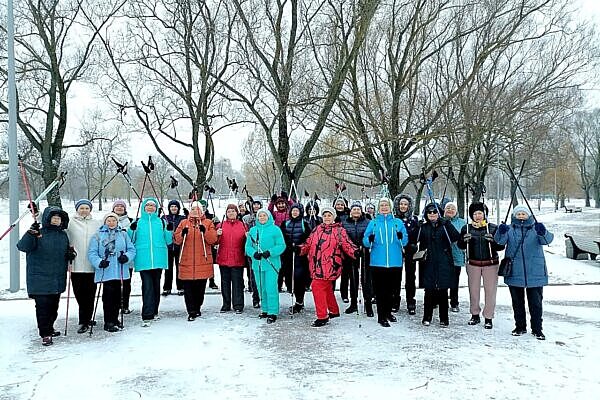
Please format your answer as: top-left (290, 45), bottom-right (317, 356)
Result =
top-left (117, 254), bottom-right (129, 264)
top-left (212, 216), bottom-right (220, 224)
top-left (198, 224), bottom-right (206, 233)
top-left (483, 233), bottom-right (494, 242)
top-left (396, 231), bottom-right (403, 240)
top-left (31, 221), bottom-right (40, 231)
top-left (183, 208), bottom-right (189, 217)
top-left (65, 247), bottom-right (77, 262)
top-left (99, 260), bottom-right (110, 269)
top-left (463, 233), bottom-right (472, 242)
top-left (368, 234), bottom-right (375, 243)
top-left (534, 222), bottom-right (546, 236)
top-left (217, 228), bottom-right (223, 236)
top-left (166, 222), bottom-right (174, 231)
top-left (181, 227), bottom-right (189, 237)
top-left (130, 220), bottom-right (138, 231)
top-left (253, 251), bottom-right (262, 260)
top-left (262, 250), bottom-right (271, 259)
top-left (498, 223), bottom-right (509, 235)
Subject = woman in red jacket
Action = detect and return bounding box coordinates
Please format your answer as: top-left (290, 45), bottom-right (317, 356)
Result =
top-left (300, 206), bottom-right (358, 327)
top-left (216, 204), bottom-right (248, 313)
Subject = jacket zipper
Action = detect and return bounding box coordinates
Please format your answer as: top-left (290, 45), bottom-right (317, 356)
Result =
top-left (521, 225), bottom-right (528, 286)
top-left (149, 214), bottom-right (154, 267)
top-left (384, 218), bottom-right (389, 267)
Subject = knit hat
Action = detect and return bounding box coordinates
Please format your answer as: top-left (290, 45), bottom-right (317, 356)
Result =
top-left (168, 199), bottom-right (181, 213)
top-left (252, 200), bottom-right (263, 208)
top-left (512, 205), bottom-right (531, 217)
top-left (112, 200), bottom-right (127, 211)
top-left (350, 201), bottom-right (363, 211)
top-left (444, 202), bottom-right (458, 211)
top-left (75, 199), bottom-right (93, 211)
top-left (103, 212), bottom-right (120, 225)
top-left (333, 197), bottom-right (348, 207)
top-left (199, 199), bottom-right (208, 208)
top-left (321, 206), bottom-right (336, 217)
top-left (378, 197), bottom-right (392, 212)
top-left (468, 202), bottom-right (488, 219)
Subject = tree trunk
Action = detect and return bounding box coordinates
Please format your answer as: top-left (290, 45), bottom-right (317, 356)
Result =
top-left (42, 157), bottom-right (62, 208)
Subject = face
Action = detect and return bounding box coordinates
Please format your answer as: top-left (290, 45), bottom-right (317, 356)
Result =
top-left (322, 212), bottom-right (334, 224)
top-left (258, 212), bottom-right (268, 224)
top-left (276, 201), bottom-right (286, 211)
top-left (169, 204), bottom-right (179, 214)
top-left (399, 199), bottom-right (409, 212)
top-left (366, 206), bottom-right (375, 215)
top-left (379, 201), bottom-right (391, 215)
top-left (226, 208), bottom-right (238, 220)
top-left (307, 206), bottom-right (316, 216)
top-left (113, 204), bottom-right (125, 216)
top-left (145, 202), bottom-right (157, 214)
top-left (252, 203), bottom-right (261, 212)
top-left (444, 206), bottom-right (457, 218)
top-left (426, 209), bottom-right (439, 222)
top-left (190, 206), bottom-right (201, 218)
top-left (50, 215), bottom-right (62, 226)
top-left (77, 204), bottom-right (91, 217)
top-left (472, 210), bottom-right (484, 222)
top-left (335, 202), bottom-right (345, 211)
top-left (350, 207), bottom-right (362, 218)
top-left (238, 204), bottom-right (246, 213)
top-left (515, 211), bottom-right (529, 220)
top-left (291, 208), bottom-right (300, 218)
top-left (105, 216), bottom-right (118, 229)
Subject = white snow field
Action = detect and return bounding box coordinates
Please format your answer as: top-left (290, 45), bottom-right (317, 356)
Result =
top-left (1, 199), bottom-right (599, 400)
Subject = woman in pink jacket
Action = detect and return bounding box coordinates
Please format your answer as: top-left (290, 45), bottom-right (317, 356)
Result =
top-left (216, 204), bottom-right (248, 313)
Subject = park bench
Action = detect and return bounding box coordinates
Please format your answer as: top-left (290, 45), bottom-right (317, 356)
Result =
top-left (564, 233), bottom-right (600, 260)
top-left (563, 205), bottom-right (582, 213)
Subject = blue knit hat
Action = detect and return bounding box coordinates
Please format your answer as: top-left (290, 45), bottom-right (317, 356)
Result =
top-left (75, 199), bottom-right (93, 211)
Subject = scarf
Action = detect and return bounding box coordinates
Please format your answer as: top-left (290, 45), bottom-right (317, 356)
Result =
top-left (102, 228), bottom-right (117, 256)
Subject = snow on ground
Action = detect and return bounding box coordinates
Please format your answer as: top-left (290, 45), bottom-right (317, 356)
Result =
top-left (0, 198), bottom-right (599, 399)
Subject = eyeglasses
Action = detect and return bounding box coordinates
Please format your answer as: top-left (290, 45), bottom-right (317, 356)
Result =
top-left (426, 210), bottom-right (438, 214)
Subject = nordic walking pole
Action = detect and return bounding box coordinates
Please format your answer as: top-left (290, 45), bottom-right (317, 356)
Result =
top-left (356, 250), bottom-right (362, 328)
top-left (64, 262), bottom-right (73, 335)
top-left (170, 176), bottom-right (185, 206)
top-left (90, 259), bottom-right (106, 336)
top-left (119, 251), bottom-right (125, 329)
top-left (506, 163), bottom-right (538, 223)
top-left (90, 171), bottom-right (121, 201)
top-left (503, 160), bottom-right (527, 223)
top-left (290, 244), bottom-right (296, 317)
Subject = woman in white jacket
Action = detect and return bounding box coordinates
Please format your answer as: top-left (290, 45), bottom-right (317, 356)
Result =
top-left (65, 199), bottom-right (101, 333)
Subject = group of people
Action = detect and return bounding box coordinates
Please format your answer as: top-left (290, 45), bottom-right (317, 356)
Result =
top-left (17, 190), bottom-right (554, 346)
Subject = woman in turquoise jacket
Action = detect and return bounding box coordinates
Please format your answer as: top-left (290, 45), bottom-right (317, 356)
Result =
top-left (88, 212), bottom-right (136, 332)
top-left (129, 198), bottom-right (173, 326)
top-left (245, 209), bottom-right (286, 324)
top-left (362, 198), bottom-right (408, 327)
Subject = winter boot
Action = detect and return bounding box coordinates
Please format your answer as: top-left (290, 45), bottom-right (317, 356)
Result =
top-left (468, 315), bottom-right (481, 325)
top-left (311, 318), bottom-right (329, 327)
top-left (104, 323), bottom-right (119, 333)
top-left (328, 312), bottom-right (340, 319)
top-left (407, 303), bottom-right (417, 315)
top-left (289, 302), bottom-right (304, 314)
top-left (387, 314), bottom-right (397, 323)
top-left (512, 328), bottom-right (527, 336)
top-left (162, 290), bottom-right (171, 296)
top-left (378, 319), bottom-right (391, 327)
top-left (532, 331), bottom-right (546, 340)
top-left (422, 320), bottom-right (431, 326)
top-left (451, 306), bottom-right (460, 313)
top-left (365, 301), bottom-right (374, 318)
top-left (440, 320), bottom-right (449, 328)
top-left (41, 336), bottom-right (53, 346)
top-left (77, 324), bottom-right (89, 334)
top-left (253, 300), bottom-right (260, 309)
top-left (484, 318), bottom-right (493, 329)
top-left (258, 312), bottom-right (268, 319)
top-left (345, 303), bottom-right (358, 314)
top-left (209, 279), bottom-right (219, 290)
top-left (266, 315), bottom-right (277, 324)
top-left (51, 330), bottom-right (61, 337)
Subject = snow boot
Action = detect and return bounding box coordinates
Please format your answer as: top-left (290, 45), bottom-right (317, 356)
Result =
top-left (484, 318), bottom-right (493, 329)
top-left (104, 323), bottom-right (119, 333)
top-left (440, 320), bottom-right (449, 328)
top-left (311, 318), bottom-right (329, 327)
top-left (387, 314), bottom-right (397, 323)
top-left (253, 300), bottom-right (260, 309)
top-left (77, 324), bottom-right (89, 334)
top-left (468, 315), bottom-right (481, 325)
top-left (451, 306), bottom-right (460, 313)
top-left (42, 336), bottom-right (53, 346)
top-left (209, 279), bottom-right (218, 290)
top-left (422, 320), bottom-right (431, 326)
top-left (512, 328), bottom-right (527, 336)
top-left (365, 302), bottom-right (374, 317)
top-left (532, 331), bottom-right (546, 340)
top-left (378, 319), bottom-right (391, 327)
top-left (161, 290), bottom-right (171, 296)
top-left (258, 312), bottom-right (268, 319)
top-left (266, 315), bottom-right (277, 324)
top-left (328, 312), bottom-right (340, 319)
top-left (344, 303), bottom-right (358, 314)
top-left (289, 302), bottom-right (304, 314)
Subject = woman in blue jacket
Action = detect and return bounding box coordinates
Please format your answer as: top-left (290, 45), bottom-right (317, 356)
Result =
top-left (88, 212), bottom-right (136, 332)
top-left (129, 198), bottom-right (173, 326)
top-left (363, 198), bottom-right (408, 327)
top-left (494, 205), bottom-right (553, 340)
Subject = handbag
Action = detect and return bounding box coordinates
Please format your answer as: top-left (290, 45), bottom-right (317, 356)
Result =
top-left (413, 249), bottom-right (427, 262)
top-left (498, 257), bottom-right (512, 276)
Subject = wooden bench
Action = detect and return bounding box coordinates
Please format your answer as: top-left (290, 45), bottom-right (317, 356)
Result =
top-left (563, 205), bottom-right (582, 213)
top-left (564, 233), bottom-right (600, 260)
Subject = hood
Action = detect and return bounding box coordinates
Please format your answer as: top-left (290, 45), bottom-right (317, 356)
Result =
top-left (510, 215), bottom-right (535, 227)
top-left (422, 202), bottom-right (443, 219)
top-left (393, 193), bottom-right (414, 218)
top-left (305, 200), bottom-right (320, 215)
top-left (289, 203), bottom-right (304, 220)
top-left (167, 199), bottom-right (181, 215)
top-left (42, 206), bottom-right (69, 230)
top-left (141, 197), bottom-right (160, 217)
top-left (256, 208), bottom-right (274, 227)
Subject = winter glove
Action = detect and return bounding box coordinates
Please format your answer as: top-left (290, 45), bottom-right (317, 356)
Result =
top-left (198, 224), bottom-right (206, 233)
top-left (463, 233), bottom-right (472, 242)
top-left (99, 260), bottom-right (110, 269)
top-left (183, 208), bottom-right (189, 217)
top-left (262, 250), bottom-right (271, 259)
top-left (407, 243), bottom-right (418, 253)
top-left (166, 222), bottom-right (174, 231)
top-left (483, 233), bottom-right (494, 242)
top-left (181, 227), bottom-right (189, 237)
top-left (396, 231), bottom-right (403, 240)
top-left (117, 254), bottom-right (129, 264)
top-left (130, 220), bottom-right (138, 231)
top-left (253, 251), bottom-right (262, 260)
top-left (498, 223), bottom-right (509, 235)
top-left (27, 221), bottom-right (41, 235)
top-left (534, 222), bottom-right (546, 236)
top-left (65, 247), bottom-right (77, 262)
top-left (270, 193), bottom-right (278, 203)
top-left (368, 234), bottom-right (375, 243)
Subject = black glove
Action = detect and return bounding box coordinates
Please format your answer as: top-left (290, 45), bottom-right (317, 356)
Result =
top-left (183, 208), bottom-right (189, 217)
top-left (199, 224), bottom-right (206, 233)
top-left (31, 221), bottom-right (40, 231)
top-left (396, 231), bottom-right (403, 240)
top-left (463, 233), bottom-right (472, 242)
top-left (130, 220), bottom-right (138, 231)
top-left (65, 247), bottom-right (77, 262)
top-left (534, 222), bottom-right (546, 236)
top-left (270, 193), bottom-right (278, 203)
top-left (498, 223), bottom-right (509, 235)
top-left (253, 251), bottom-right (262, 260)
top-left (483, 233), bottom-right (494, 242)
top-left (166, 222), bottom-right (174, 231)
top-left (99, 260), bottom-right (110, 269)
top-left (117, 254), bottom-right (129, 264)
top-left (181, 227), bottom-right (189, 237)
top-left (262, 250), bottom-right (271, 259)
top-left (368, 234), bottom-right (375, 243)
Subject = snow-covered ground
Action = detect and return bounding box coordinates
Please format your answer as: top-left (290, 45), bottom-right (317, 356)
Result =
top-left (0, 198), bottom-right (599, 399)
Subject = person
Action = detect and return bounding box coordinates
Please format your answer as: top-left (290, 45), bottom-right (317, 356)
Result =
top-left (269, 194), bottom-right (291, 227)
top-left (237, 201), bottom-right (251, 220)
top-left (300, 206), bottom-right (357, 327)
top-left (458, 202), bottom-right (504, 329)
top-left (199, 199), bottom-right (220, 290)
top-left (173, 202), bottom-right (219, 321)
top-left (365, 203), bottom-right (376, 220)
top-left (17, 206), bottom-right (70, 346)
top-left (494, 205), bottom-right (554, 340)
top-left (112, 200), bottom-right (134, 314)
top-left (392, 194), bottom-right (420, 314)
top-left (162, 200), bottom-right (186, 296)
top-left (333, 197), bottom-right (351, 301)
top-left (129, 198), bottom-right (173, 327)
top-left (216, 204), bottom-right (247, 314)
top-left (65, 199), bottom-right (101, 334)
top-left (443, 202), bottom-right (466, 312)
top-left (245, 209), bottom-right (286, 324)
top-left (417, 203), bottom-right (461, 326)
top-left (363, 197), bottom-right (408, 327)
top-left (304, 201), bottom-right (323, 231)
top-left (242, 200), bottom-right (263, 308)
top-left (280, 203), bottom-right (311, 314)
top-left (341, 201), bottom-right (373, 316)
top-left (88, 212), bottom-right (136, 332)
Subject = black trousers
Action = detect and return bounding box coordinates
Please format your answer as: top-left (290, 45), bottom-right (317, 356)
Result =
top-left (30, 294), bottom-right (60, 337)
top-left (163, 247), bottom-right (182, 291)
top-left (140, 269), bottom-right (162, 320)
top-left (278, 253), bottom-right (293, 292)
top-left (71, 272), bottom-right (97, 325)
top-left (220, 266), bottom-right (245, 311)
top-left (340, 264), bottom-right (350, 300)
top-left (509, 286), bottom-right (544, 333)
top-left (249, 264), bottom-right (260, 303)
top-left (344, 256), bottom-right (374, 306)
top-left (371, 267), bottom-right (395, 322)
top-left (449, 266), bottom-right (462, 308)
top-left (423, 288), bottom-right (449, 323)
top-left (102, 280), bottom-right (121, 325)
top-left (404, 258), bottom-right (417, 309)
top-left (183, 279), bottom-right (207, 315)
top-left (122, 268), bottom-right (133, 310)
